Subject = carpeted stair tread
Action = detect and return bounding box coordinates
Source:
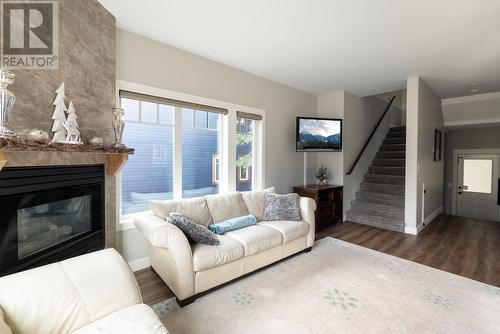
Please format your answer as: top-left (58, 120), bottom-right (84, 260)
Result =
top-left (356, 190), bottom-right (405, 208)
top-left (368, 166), bottom-right (405, 176)
top-left (372, 158), bottom-right (405, 167)
top-left (389, 126), bottom-right (406, 132)
top-left (386, 131), bottom-right (406, 138)
top-left (350, 200), bottom-right (405, 220)
top-left (360, 182), bottom-right (405, 196)
top-left (345, 210), bottom-right (405, 232)
top-left (376, 151), bottom-right (406, 159)
top-left (383, 138), bottom-right (406, 145)
top-left (379, 144), bottom-right (406, 151)
top-left (365, 174), bottom-right (405, 185)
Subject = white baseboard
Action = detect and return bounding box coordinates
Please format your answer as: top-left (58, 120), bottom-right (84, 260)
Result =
top-left (128, 257), bottom-right (150, 272)
top-left (404, 206), bottom-right (443, 235)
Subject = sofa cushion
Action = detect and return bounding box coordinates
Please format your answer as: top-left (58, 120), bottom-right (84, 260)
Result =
top-left (167, 213), bottom-right (220, 245)
top-left (258, 220), bottom-right (309, 244)
top-left (150, 197), bottom-right (213, 227)
top-left (205, 192), bottom-right (249, 223)
top-left (263, 193), bottom-right (302, 221)
top-left (192, 236), bottom-right (245, 272)
top-left (225, 225), bottom-right (283, 256)
top-left (72, 304), bottom-right (168, 334)
top-left (241, 187), bottom-right (275, 221)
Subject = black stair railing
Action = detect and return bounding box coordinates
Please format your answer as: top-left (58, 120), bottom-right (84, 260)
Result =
top-left (346, 96), bottom-right (396, 176)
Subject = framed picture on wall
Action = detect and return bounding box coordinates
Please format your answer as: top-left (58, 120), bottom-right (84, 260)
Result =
top-left (434, 129), bottom-right (442, 161)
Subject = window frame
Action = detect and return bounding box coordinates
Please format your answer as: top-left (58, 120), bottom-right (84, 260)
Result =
top-left (212, 154), bottom-right (220, 184)
top-left (116, 80), bottom-right (265, 231)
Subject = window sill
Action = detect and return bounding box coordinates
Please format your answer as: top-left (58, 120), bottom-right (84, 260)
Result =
top-left (117, 210), bottom-right (153, 232)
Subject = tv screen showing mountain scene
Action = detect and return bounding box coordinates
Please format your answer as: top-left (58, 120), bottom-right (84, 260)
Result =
top-left (296, 117), bottom-right (342, 151)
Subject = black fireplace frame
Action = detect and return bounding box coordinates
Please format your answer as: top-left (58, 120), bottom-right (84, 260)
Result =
top-left (0, 165), bottom-right (105, 276)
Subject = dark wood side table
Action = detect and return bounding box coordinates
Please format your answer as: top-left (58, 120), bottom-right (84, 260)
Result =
top-left (293, 185), bottom-right (343, 228)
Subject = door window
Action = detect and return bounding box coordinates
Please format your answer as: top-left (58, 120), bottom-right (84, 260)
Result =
top-left (462, 159), bottom-right (493, 194)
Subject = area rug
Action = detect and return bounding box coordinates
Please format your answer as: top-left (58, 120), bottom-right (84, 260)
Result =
top-left (152, 237), bottom-right (500, 334)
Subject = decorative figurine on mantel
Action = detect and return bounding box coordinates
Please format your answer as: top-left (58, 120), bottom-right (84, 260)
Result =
top-left (50, 83), bottom-right (82, 144)
top-left (50, 83), bottom-right (68, 143)
top-left (112, 107), bottom-right (125, 147)
top-left (0, 69), bottom-right (17, 138)
top-left (63, 101), bottom-right (82, 144)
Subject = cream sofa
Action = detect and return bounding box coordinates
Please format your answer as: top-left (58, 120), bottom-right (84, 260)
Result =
top-left (0, 249), bottom-right (168, 334)
top-left (135, 189), bottom-right (316, 306)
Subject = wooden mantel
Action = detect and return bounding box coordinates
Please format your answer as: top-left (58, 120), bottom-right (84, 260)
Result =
top-left (0, 137), bottom-right (134, 176)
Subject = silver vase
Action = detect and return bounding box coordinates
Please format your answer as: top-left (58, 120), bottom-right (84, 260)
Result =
top-left (112, 107), bottom-right (125, 147)
top-left (0, 69), bottom-right (16, 137)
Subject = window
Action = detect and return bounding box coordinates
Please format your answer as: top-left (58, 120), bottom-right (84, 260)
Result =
top-left (236, 116), bottom-right (257, 191)
top-left (120, 97), bottom-right (174, 215)
top-left (182, 108), bottom-right (221, 198)
top-left (118, 88), bottom-right (264, 221)
top-left (238, 164), bottom-right (250, 182)
top-left (463, 159), bottom-right (493, 194)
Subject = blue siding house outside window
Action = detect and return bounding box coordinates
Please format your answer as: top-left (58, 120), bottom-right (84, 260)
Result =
top-left (120, 95), bottom-right (260, 216)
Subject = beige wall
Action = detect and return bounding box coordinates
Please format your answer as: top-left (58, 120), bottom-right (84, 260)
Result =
top-left (315, 90), bottom-right (344, 186)
top-left (405, 77), bottom-right (444, 232)
top-left (444, 126), bottom-right (500, 213)
top-left (115, 29), bottom-right (317, 262)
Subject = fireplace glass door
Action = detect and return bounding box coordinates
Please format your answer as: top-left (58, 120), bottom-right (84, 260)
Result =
top-left (18, 195), bottom-right (92, 260)
top-left (0, 165), bottom-right (105, 276)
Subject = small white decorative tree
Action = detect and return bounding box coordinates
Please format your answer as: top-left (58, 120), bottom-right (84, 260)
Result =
top-left (63, 101), bottom-right (82, 144)
top-left (50, 83), bottom-right (68, 143)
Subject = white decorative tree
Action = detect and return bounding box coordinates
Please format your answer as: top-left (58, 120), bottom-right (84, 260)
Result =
top-left (50, 83), bottom-right (68, 143)
top-left (63, 101), bottom-right (82, 143)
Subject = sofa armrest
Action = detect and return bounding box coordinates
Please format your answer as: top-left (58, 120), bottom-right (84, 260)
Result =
top-left (134, 214), bottom-right (190, 252)
top-left (300, 197), bottom-right (316, 247)
top-left (134, 214), bottom-right (195, 300)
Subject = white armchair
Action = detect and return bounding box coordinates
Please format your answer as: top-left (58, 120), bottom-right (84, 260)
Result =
top-left (0, 249), bottom-right (169, 334)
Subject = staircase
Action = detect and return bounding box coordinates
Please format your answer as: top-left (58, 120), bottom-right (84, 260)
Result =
top-left (345, 126), bottom-right (406, 232)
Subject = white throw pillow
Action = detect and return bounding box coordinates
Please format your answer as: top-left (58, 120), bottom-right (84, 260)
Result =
top-left (149, 197), bottom-right (213, 227)
top-left (205, 192), bottom-right (249, 223)
top-left (241, 187), bottom-right (276, 221)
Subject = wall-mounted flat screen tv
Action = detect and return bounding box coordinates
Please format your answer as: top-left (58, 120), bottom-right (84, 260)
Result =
top-left (296, 117), bottom-right (342, 151)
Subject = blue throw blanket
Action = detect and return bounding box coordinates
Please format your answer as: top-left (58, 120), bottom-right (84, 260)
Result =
top-left (208, 215), bottom-right (257, 235)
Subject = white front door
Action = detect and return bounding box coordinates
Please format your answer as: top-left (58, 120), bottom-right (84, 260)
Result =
top-left (456, 154), bottom-right (499, 221)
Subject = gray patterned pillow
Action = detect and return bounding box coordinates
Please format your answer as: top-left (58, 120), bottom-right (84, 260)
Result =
top-left (167, 212), bottom-right (220, 246)
top-left (263, 193), bottom-right (301, 221)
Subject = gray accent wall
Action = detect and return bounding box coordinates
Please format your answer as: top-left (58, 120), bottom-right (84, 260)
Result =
top-left (444, 126), bottom-right (500, 213)
top-left (9, 0), bottom-right (116, 144)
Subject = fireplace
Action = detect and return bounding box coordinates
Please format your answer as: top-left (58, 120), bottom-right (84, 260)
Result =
top-left (0, 165), bottom-right (105, 276)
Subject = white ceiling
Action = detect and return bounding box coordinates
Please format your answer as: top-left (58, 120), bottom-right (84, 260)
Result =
top-left (98, 0), bottom-right (500, 98)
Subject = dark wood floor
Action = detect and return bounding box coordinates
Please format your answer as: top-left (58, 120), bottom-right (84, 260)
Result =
top-left (135, 214), bottom-right (500, 305)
